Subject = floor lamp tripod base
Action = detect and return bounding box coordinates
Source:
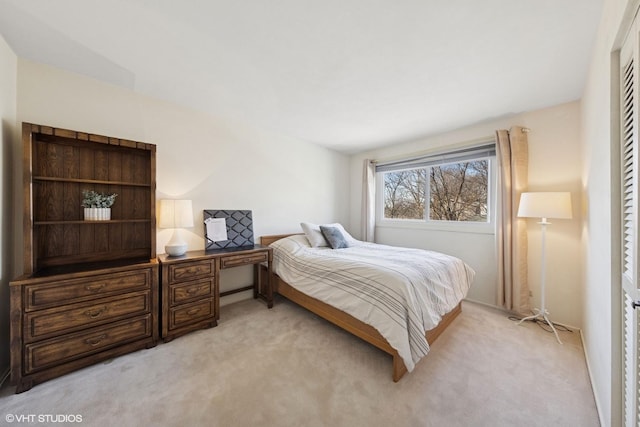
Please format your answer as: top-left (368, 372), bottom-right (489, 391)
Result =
top-left (517, 308), bottom-right (562, 344)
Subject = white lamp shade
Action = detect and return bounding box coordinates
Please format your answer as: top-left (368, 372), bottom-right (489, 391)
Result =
top-left (158, 199), bottom-right (194, 228)
top-left (517, 192), bottom-right (572, 219)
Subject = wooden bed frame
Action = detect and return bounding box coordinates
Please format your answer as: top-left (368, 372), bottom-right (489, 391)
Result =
top-left (260, 233), bottom-right (462, 382)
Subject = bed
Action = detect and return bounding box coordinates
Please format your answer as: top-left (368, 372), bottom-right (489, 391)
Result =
top-left (260, 228), bottom-right (474, 382)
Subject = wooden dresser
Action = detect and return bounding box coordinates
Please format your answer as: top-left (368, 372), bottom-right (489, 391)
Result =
top-left (159, 246), bottom-right (272, 342)
top-left (10, 123), bottom-right (158, 393)
top-left (10, 262), bottom-right (158, 393)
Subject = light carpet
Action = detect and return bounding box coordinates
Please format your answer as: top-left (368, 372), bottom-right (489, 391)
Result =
top-left (0, 298), bottom-right (599, 427)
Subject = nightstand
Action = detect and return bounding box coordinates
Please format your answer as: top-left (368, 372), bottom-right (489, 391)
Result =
top-left (158, 245), bottom-right (272, 341)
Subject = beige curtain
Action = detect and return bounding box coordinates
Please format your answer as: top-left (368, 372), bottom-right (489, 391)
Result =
top-left (361, 159), bottom-right (376, 242)
top-left (496, 127), bottom-right (529, 314)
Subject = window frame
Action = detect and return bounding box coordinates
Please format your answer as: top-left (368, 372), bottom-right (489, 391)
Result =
top-left (375, 152), bottom-right (496, 234)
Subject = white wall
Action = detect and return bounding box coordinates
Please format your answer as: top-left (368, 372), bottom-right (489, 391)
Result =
top-left (15, 59), bottom-right (351, 303)
top-left (581, 0), bottom-right (631, 425)
top-left (0, 34), bottom-right (17, 380)
top-left (350, 101), bottom-right (583, 327)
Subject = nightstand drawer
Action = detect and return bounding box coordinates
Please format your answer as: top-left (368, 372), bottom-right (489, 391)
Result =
top-left (169, 299), bottom-right (215, 330)
top-left (159, 247), bottom-right (271, 342)
top-left (24, 270), bottom-right (151, 310)
top-left (168, 259), bottom-right (215, 284)
top-left (24, 316), bottom-right (152, 373)
top-left (171, 279), bottom-right (214, 305)
top-left (24, 291), bottom-right (151, 343)
top-left (220, 252), bottom-right (268, 269)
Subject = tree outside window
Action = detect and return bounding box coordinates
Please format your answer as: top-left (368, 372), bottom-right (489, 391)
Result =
top-left (383, 159), bottom-right (489, 222)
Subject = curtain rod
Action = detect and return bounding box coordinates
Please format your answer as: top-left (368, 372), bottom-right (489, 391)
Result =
top-left (370, 127), bottom-right (531, 164)
top-left (371, 135), bottom-right (495, 165)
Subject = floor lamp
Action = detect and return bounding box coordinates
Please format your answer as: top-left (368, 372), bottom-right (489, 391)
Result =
top-left (517, 192), bottom-right (572, 344)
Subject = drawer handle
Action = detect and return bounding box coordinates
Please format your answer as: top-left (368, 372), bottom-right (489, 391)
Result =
top-left (186, 308), bottom-right (201, 316)
top-left (176, 266), bottom-right (207, 278)
top-left (85, 307), bottom-right (107, 319)
top-left (185, 286), bottom-right (207, 295)
top-left (85, 283), bottom-right (105, 292)
top-left (186, 267), bottom-right (205, 275)
top-left (84, 334), bottom-right (107, 346)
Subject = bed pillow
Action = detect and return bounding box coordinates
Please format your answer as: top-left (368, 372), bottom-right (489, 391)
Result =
top-left (300, 222), bottom-right (329, 247)
top-left (320, 225), bottom-right (349, 249)
top-left (300, 222), bottom-right (358, 247)
top-left (330, 223), bottom-right (358, 245)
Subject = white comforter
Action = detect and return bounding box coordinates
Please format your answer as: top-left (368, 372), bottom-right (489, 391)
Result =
top-left (270, 234), bottom-right (475, 372)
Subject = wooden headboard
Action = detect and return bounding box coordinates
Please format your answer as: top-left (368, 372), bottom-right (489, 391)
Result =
top-left (259, 233), bottom-right (303, 246)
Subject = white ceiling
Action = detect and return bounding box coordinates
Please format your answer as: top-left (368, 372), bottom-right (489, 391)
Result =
top-left (0, 0), bottom-right (603, 153)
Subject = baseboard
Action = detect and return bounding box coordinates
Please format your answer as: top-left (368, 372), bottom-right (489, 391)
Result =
top-left (545, 318), bottom-right (581, 332)
top-left (580, 329), bottom-right (605, 427)
top-left (219, 289), bottom-right (253, 307)
top-left (462, 298), bottom-right (503, 311)
top-left (464, 298), bottom-right (583, 331)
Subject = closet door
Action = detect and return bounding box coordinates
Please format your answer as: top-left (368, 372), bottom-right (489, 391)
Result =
top-left (620, 17), bottom-right (640, 427)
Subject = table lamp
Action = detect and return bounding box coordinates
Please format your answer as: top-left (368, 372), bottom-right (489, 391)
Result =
top-left (159, 199), bottom-right (194, 256)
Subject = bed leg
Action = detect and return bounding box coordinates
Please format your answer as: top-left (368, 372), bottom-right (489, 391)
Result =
top-left (392, 354), bottom-right (407, 382)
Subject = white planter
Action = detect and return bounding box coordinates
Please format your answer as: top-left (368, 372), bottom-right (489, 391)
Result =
top-left (84, 208), bottom-right (111, 221)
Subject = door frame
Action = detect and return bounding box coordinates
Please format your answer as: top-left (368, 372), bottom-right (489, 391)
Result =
top-left (613, 2), bottom-right (640, 426)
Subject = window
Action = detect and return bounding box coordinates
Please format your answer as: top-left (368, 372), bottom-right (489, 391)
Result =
top-left (429, 160), bottom-right (489, 221)
top-left (377, 143), bottom-right (495, 226)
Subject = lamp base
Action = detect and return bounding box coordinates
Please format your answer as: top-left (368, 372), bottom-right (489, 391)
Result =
top-left (165, 243), bottom-right (187, 256)
top-left (165, 229), bottom-right (188, 256)
top-left (517, 308), bottom-right (562, 344)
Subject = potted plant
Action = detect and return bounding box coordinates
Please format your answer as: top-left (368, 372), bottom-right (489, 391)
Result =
top-left (82, 190), bottom-right (118, 220)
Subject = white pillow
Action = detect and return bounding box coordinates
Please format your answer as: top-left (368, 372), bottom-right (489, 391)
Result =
top-left (300, 222), bottom-right (357, 247)
top-left (300, 222), bottom-right (328, 247)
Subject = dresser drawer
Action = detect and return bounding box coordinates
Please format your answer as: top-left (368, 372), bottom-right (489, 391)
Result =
top-left (220, 251), bottom-right (268, 269)
top-left (24, 269), bottom-right (152, 311)
top-left (168, 259), bottom-right (215, 285)
top-left (24, 316), bottom-right (152, 374)
top-left (171, 279), bottom-right (214, 305)
top-left (24, 291), bottom-right (151, 343)
top-left (169, 299), bottom-right (215, 330)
